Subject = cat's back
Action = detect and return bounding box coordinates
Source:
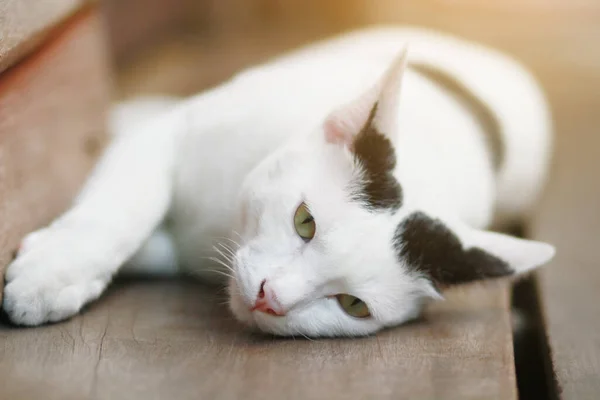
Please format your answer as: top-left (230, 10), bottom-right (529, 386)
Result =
top-left (139, 26), bottom-right (552, 272)
top-left (293, 26), bottom-right (552, 224)
top-left (227, 26), bottom-right (552, 225)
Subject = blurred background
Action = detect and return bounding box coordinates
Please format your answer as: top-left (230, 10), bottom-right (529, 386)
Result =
top-left (102, 0), bottom-right (597, 102)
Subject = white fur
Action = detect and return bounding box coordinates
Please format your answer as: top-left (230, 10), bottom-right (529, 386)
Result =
top-left (3, 26), bottom-right (554, 336)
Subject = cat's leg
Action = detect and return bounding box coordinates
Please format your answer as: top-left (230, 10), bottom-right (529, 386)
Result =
top-left (120, 228), bottom-right (179, 276)
top-left (3, 104), bottom-right (187, 326)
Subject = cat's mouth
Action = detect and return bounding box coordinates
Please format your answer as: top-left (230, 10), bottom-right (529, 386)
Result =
top-left (249, 301), bottom-right (286, 317)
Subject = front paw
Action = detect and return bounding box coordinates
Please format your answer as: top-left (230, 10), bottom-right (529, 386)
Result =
top-left (3, 230), bottom-right (109, 326)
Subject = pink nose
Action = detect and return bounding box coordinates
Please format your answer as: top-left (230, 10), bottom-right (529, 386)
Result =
top-left (251, 280), bottom-right (285, 317)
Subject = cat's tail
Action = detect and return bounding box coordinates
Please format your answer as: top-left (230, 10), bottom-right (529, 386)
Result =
top-left (108, 96), bottom-right (182, 138)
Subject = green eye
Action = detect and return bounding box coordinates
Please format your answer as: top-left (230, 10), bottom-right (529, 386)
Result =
top-left (335, 294), bottom-right (371, 318)
top-left (294, 202), bottom-right (316, 241)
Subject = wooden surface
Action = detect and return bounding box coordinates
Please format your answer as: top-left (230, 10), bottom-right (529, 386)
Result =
top-left (0, 280), bottom-right (517, 400)
top-left (0, 9), bottom-right (110, 297)
top-left (0, 0), bottom-right (90, 73)
top-left (529, 56), bottom-right (600, 399)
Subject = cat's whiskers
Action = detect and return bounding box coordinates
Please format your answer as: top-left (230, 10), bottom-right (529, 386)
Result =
top-left (232, 230), bottom-right (243, 241)
top-left (216, 243), bottom-right (236, 260)
top-left (206, 268), bottom-right (235, 280)
top-left (215, 236), bottom-right (241, 251)
top-left (295, 329), bottom-right (315, 342)
top-left (213, 246), bottom-right (234, 264)
top-left (216, 285), bottom-right (230, 294)
top-left (209, 244), bottom-right (237, 274)
top-left (219, 283), bottom-right (244, 299)
top-left (207, 256), bottom-right (235, 274)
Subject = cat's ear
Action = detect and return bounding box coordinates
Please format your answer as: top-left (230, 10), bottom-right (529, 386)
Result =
top-left (323, 48), bottom-right (408, 148)
top-left (396, 212), bottom-right (555, 288)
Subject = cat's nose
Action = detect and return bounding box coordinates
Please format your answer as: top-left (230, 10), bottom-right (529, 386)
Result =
top-left (251, 280), bottom-right (286, 317)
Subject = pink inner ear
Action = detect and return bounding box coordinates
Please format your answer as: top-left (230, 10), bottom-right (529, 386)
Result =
top-left (323, 117), bottom-right (354, 148)
top-left (322, 82), bottom-right (380, 149)
top-left (322, 48), bottom-right (408, 151)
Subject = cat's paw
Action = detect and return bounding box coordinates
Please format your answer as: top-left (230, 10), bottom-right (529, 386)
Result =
top-left (3, 229), bottom-right (109, 326)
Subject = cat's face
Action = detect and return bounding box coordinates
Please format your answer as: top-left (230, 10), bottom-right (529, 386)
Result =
top-left (228, 139), bottom-right (437, 336)
top-left (227, 50), bottom-right (555, 337)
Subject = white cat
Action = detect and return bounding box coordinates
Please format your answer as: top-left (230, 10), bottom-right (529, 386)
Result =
top-left (2, 26), bottom-right (555, 337)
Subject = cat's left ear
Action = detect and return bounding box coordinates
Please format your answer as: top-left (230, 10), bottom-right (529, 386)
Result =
top-left (397, 212), bottom-right (556, 287)
top-left (323, 48), bottom-right (408, 148)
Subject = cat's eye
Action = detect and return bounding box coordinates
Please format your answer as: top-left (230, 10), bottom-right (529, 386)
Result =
top-left (294, 202), bottom-right (316, 241)
top-left (335, 294), bottom-right (371, 318)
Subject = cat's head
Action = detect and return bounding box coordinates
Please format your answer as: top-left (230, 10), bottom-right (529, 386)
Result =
top-left (227, 50), bottom-right (555, 337)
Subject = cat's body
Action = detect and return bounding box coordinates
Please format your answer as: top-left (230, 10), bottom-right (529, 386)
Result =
top-left (3, 27), bottom-right (555, 337)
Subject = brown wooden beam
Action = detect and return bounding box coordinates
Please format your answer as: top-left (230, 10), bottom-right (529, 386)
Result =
top-left (0, 8), bottom-right (111, 298)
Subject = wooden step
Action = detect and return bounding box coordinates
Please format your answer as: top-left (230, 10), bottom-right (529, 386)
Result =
top-left (0, 0), bottom-right (89, 73)
top-left (0, 8), bottom-right (110, 299)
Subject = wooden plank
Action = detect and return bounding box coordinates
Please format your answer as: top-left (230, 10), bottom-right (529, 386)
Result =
top-left (0, 279), bottom-right (517, 399)
top-left (0, 9), bottom-right (111, 299)
top-left (0, 0), bottom-right (91, 73)
top-left (529, 60), bottom-right (600, 398)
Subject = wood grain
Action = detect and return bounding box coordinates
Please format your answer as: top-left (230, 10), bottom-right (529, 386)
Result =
top-left (0, 9), bottom-right (111, 298)
top-left (0, 0), bottom-right (91, 73)
top-left (0, 279), bottom-right (517, 400)
top-left (528, 55), bottom-right (600, 399)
